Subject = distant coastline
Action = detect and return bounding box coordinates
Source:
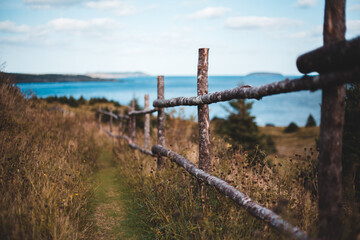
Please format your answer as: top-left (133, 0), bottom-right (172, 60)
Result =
top-left (245, 72), bottom-right (283, 77)
top-left (86, 71), bottom-right (150, 79)
top-left (4, 71), bottom-right (150, 83)
top-left (5, 73), bottom-right (116, 84)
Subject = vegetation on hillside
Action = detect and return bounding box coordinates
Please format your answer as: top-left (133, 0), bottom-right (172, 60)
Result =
top-left (109, 109), bottom-right (320, 239)
top-left (0, 75), bottom-right (99, 239)
top-left (8, 75), bottom-right (359, 239)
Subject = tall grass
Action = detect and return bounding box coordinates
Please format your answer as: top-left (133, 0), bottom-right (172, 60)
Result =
top-left (0, 75), bottom-right (99, 239)
top-left (112, 114), bottom-right (319, 239)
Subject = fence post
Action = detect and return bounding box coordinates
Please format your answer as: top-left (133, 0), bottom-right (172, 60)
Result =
top-left (130, 99), bottom-right (136, 142)
top-left (318, 1), bottom-right (346, 239)
top-left (128, 103), bottom-right (133, 140)
top-left (197, 48), bottom-right (211, 172)
top-left (157, 76), bottom-right (165, 169)
top-left (144, 94), bottom-right (150, 149)
top-left (119, 108), bottom-right (123, 136)
top-left (109, 107), bottom-right (113, 133)
top-left (98, 106), bottom-right (102, 126)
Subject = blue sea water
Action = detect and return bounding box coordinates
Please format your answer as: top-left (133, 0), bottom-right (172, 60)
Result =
top-left (17, 75), bottom-right (322, 127)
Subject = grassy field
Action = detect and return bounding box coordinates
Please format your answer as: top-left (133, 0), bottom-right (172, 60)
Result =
top-left (260, 126), bottom-right (319, 159)
top-left (1, 74), bottom-right (321, 239)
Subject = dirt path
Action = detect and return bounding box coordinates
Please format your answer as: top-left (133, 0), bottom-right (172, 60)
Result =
top-left (89, 144), bottom-right (137, 240)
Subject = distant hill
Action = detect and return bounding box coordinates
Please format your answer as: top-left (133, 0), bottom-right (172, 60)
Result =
top-left (86, 71), bottom-right (149, 79)
top-left (245, 72), bottom-right (283, 77)
top-left (4, 72), bottom-right (117, 83)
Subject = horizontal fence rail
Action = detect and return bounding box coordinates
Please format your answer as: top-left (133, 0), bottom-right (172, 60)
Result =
top-left (128, 108), bottom-right (157, 116)
top-left (117, 114), bottom-right (129, 120)
top-left (153, 67), bottom-right (360, 108)
top-left (98, 124), bottom-right (154, 156)
top-left (152, 144), bottom-right (308, 240)
top-left (98, 109), bottom-right (119, 119)
top-left (297, 36), bottom-right (360, 74)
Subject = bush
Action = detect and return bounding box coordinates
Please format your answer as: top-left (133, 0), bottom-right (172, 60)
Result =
top-left (305, 114), bottom-right (316, 127)
top-left (284, 122), bottom-right (299, 133)
top-left (68, 96), bottom-right (79, 107)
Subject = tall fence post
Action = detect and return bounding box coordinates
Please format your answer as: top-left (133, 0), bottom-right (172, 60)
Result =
top-left (144, 94), bottom-right (150, 149)
top-left (119, 108), bottom-right (124, 136)
top-left (318, 1), bottom-right (346, 239)
top-left (98, 106), bottom-right (102, 126)
top-left (109, 107), bottom-right (113, 133)
top-left (157, 76), bottom-right (165, 169)
top-left (197, 48), bottom-right (211, 172)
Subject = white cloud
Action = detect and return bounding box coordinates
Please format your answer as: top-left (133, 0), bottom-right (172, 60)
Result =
top-left (349, 4), bottom-right (360, 11)
top-left (225, 16), bottom-right (302, 30)
top-left (23, 0), bottom-right (83, 8)
top-left (187, 6), bottom-right (231, 20)
top-left (85, 0), bottom-right (136, 16)
top-left (295, 0), bottom-right (318, 8)
top-left (0, 20), bottom-right (30, 33)
top-left (0, 17), bottom-right (122, 46)
top-left (48, 18), bottom-right (120, 32)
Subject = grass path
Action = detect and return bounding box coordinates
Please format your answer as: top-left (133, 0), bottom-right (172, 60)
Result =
top-left (89, 142), bottom-right (138, 240)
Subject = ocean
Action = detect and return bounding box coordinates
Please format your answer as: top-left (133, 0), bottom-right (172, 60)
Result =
top-left (17, 75), bottom-right (322, 127)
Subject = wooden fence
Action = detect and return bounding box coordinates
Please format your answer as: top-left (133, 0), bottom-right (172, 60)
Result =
top-left (97, 1), bottom-right (360, 239)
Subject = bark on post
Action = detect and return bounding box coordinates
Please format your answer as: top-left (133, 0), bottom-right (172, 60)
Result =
top-left (318, 1), bottom-right (346, 239)
top-left (130, 99), bottom-right (136, 142)
top-left (98, 106), bottom-right (102, 125)
top-left (144, 94), bottom-right (150, 149)
top-left (197, 48), bottom-right (211, 172)
top-left (119, 108), bottom-right (124, 135)
top-left (109, 107), bottom-right (113, 133)
top-left (128, 101), bottom-right (133, 140)
top-left (157, 76), bottom-right (165, 169)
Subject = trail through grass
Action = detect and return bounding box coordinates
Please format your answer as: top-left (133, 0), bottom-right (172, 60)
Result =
top-left (89, 140), bottom-right (138, 240)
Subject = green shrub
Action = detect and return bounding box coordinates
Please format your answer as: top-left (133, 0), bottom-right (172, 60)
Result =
top-left (284, 122), bottom-right (299, 133)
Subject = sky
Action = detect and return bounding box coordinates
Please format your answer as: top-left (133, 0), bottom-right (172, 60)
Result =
top-left (0, 0), bottom-right (359, 76)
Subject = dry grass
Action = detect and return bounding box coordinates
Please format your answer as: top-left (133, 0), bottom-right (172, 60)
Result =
top-left (1, 72), bottom-right (321, 239)
top-left (0, 75), bottom-right (99, 240)
top-left (108, 113), bottom-right (319, 239)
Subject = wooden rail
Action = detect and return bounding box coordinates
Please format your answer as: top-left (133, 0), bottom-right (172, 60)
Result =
top-left (153, 67), bottom-right (360, 108)
top-left (96, 1), bottom-right (360, 239)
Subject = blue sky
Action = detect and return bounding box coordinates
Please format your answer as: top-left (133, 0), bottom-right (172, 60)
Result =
top-left (0, 0), bottom-right (359, 75)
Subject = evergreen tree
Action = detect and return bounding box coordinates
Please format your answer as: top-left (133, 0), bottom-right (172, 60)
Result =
top-left (305, 114), bottom-right (316, 127)
top-left (214, 99), bottom-right (264, 151)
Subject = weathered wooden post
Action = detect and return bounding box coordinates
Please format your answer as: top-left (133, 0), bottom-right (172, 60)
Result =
top-left (109, 107), bottom-right (113, 133)
top-left (197, 48), bottom-right (211, 172)
top-left (119, 108), bottom-right (124, 136)
top-left (157, 76), bottom-right (165, 169)
top-left (318, 1), bottom-right (346, 239)
top-left (128, 104), bottom-right (133, 140)
top-left (144, 94), bottom-right (150, 149)
top-left (98, 106), bottom-right (102, 126)
top-left (130, 99), bottom-right (136, 142)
